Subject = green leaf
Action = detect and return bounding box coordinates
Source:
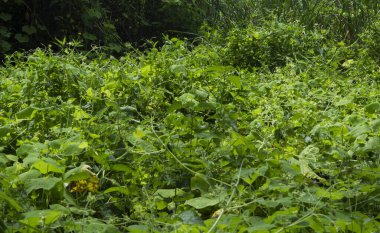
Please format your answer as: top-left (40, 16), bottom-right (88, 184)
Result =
top-left (110, 164), bottom-right (132, 173)
top-left (365, 102), bottom-right (380, 114)
top-left (335, 96), bottom-right (354, 106)
top-left (176, 93), bottom-right (199, 108)
top-left (228, 75), bottom-right (242, 88)
top-left (62, 141), bottom-right (85, 157)
top-left (247, 218), bottom-right (275, 232)
top-left (103, 186), bottom-right (130, 195)
top-left (170, 64), bottom-right (187, 76)
top-left (191, 174), bottom-right (212, 195)
top-left (15, 106), bottom-right (36, 119)
top-left (14, 33), bottom-right (29, 43)
top-left (0, 191), bottom-right (23, 211)
top-left (265, 207), bottom-right (299, 224)
top-left (179, 210), bottom-right (204, 226)
top-left (371, 119), bottom-right (380, 132)
top-left (349, 124), bottom-right (371, 138)
top-left (140, 65), bottom-right (153, 76)
top-left (21, 210), bottom-right (62, 227)
top-left (63, 165), bottom-right (92, 182)
top-left (75, 218), bottom-right (121, 233)
top-left (25, 177), bottom-right (62, 194)
top-left (306, 216), bottom-right (326, 232)
top-left (21, 25), bottom-right (37, 35)
top-left (133, 127), bottom-right (145, 139)
top-left (18, 169), bottom-right (41, 182)
top-left (154, 188), bottom-right (185, 198)
top-left (0, 125), bottom-right (11, 137)
top-left (31, 159), bottom-right (64, 174)
top-left (256, 198), bottom-right (281, 208)
top-left (83, 32), bottom-right (97, 41)
top-left (363, 136), bottom-right (380, 152)
top-left (316, 188), bottom-right (344, 200)
top-left (185, 196), bottom-right (222, 209)
top-left (127, 225), bottom-right (149, 233)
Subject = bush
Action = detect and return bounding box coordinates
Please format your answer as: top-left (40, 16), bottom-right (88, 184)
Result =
top-left (359, 18), bottom-right (380, 61)
top-left (222, 21), bottom-right (326, 70)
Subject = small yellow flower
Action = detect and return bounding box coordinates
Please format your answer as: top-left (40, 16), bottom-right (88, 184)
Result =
top-left (69, 175), bottom-right (99, 193)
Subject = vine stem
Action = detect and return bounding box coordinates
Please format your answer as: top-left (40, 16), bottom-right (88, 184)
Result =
top-left (207, 159), bottom-right (245, 233)
top-left (150, 118), bottom-right (232, 188)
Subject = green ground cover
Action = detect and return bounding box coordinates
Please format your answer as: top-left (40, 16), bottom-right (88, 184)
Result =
top-left (0, 8), bottom-right (380, 233)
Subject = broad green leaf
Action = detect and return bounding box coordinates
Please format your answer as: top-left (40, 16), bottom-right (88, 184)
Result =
top-left (72, 107), bottom-right (90, 120)
top-left (179, 210), bottom-right (204, 226)
top-left (15, 106), bottom-right (36, 119)
top-left (5, 154), bottom-right (17, 162)
top-left (75, 218), bottom-right (121, 233)
top-left (83, 32), bottom-right (97, 41)
top-left (110, 164), bottom-right (132, 173)
top-left (335, 96), bottom-right (354, 106)
top-left (21, 25), bottom-right (37, 35)
top-left (170, 64), bottom-right (187, 75)
top-left (63, 165), bottom-right (92, 182)
top-left (256, 198), bottom-right (281, 208)
top-left (140, 65), bottom-right (153, 76)
top-left (247, 219), bottom-right (275, 232)
top-left (127, 225), bottom-right (149, 233)
top-left (349, 124), bottom-right (371, 138)
top-left (86, 87), bottom-right (95, 99)
top-left (194, 89), bottom-right (209, 99)
top-left (228, 75), bottom-right (242, 88)
top-left (316, 188), bottom-right (344, 200)
top-left (0, 125), bottom-right (11, 137)
top-left (363, 136), bottom-right (380, 152)
top-left (31, 159), bottom-right (64, 174)
top-left (18, 169), bottom-right (41, 182)
top-left (154, 188), bottom-right (185, 198)
top-left (371, 119), bottom-right (380, 132)
top-left (0, 153), bottom-right (9, 165)
top-left (133, 127), bottom-right (145, 139)
top-left (176, 93), bottom-right (199, 108)
top-left (295, 158), bottom-right (327, 184)
top-left (25, 177), bottom-right (62, 194)
top-left (17, 142), bottom-right (46, 159)
top-left (103, 186), bottom-right (130, 195)
top-left (62, 141), bottom-right (84, 157)
top-left (155, 199), bottom-right (167, 210)
top-left (185, 196), bottom-right (222, 209)
top-left (265, 207), bottom-right (299, 224)
top-left (21, 210), bottom-right (61, 227)
top-left (205, 65), bottom-right (235, 73)
top-left (306, 216), bottom-right (326, 232)
top-left (365, 102), bottom-right (380, 114)
top-left (0, 191), bottom-right (23, 211)
top-left (49, 204), bottom-right (71, 215)
top-left (191, 174), bottom-right (212, 195)
top-left (14, 33), bottom-right (29, 43)
top-left (79, 141), bottom-right (89, 149)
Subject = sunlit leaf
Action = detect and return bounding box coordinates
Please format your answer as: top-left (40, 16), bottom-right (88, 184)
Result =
top-left (25, 177), bottom-right (62, 194)
top-left (185, 196), bottom-right (222, 209)
top-left (21, 210), bottom-right (61, 227)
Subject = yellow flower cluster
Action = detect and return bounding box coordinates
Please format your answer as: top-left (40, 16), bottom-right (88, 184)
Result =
top-left (70, 175), bottom-right (99, 193)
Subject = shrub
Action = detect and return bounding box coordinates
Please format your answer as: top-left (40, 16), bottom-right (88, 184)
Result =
top-left (222, 21), bottom-right (326, 70)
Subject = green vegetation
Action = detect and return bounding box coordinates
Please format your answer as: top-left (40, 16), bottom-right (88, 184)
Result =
top-left (0, 1), bottom-right (379, 232)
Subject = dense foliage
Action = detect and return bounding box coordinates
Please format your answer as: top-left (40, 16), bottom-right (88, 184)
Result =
top-left (1, 0), bottom-right (379, 55)
top-left (0, 1), bottom-right (379, 233)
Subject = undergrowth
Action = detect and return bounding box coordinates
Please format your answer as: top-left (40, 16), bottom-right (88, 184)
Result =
top-left (0, 18), bottom-right (380, 233)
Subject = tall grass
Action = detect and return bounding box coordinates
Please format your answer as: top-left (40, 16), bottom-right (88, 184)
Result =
top-left (204, 0), bottom-right (379, 42)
